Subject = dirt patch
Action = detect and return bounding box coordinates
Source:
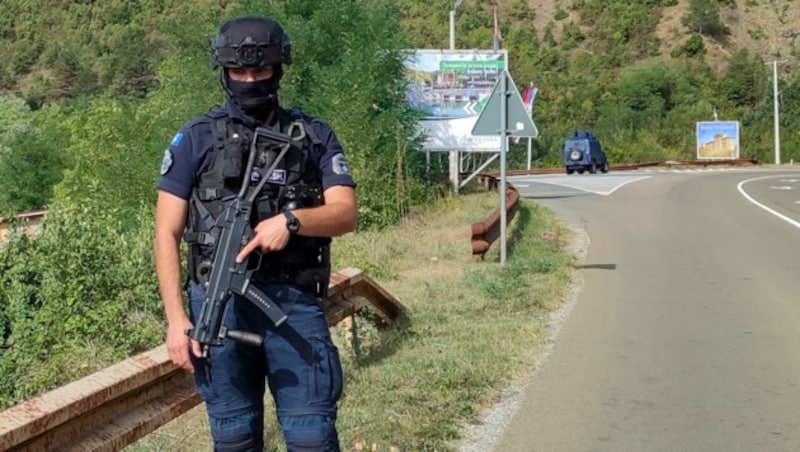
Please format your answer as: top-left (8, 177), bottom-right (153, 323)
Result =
top-left (516, 0), bottom-right (799, 74)
top-left (527, 0), bottom-right (563, 35)
top-left (656, 0), bottom-right (799, 74)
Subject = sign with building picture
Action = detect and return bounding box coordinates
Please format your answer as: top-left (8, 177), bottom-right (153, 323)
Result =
top-left (403, 49), bottom-right (508, 152)
top-left (696, 121), bottom-right (740, 160)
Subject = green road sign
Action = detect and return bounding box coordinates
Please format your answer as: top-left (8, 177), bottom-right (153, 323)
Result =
top-left (471, 70), bottom-right (538, 138)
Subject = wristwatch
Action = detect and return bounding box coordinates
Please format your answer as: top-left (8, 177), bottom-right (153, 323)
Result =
top-left (283, 211), bottom-right (301, 234)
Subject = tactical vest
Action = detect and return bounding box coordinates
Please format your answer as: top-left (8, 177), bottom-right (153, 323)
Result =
top-left (185, 108), bottom-right (331, 296)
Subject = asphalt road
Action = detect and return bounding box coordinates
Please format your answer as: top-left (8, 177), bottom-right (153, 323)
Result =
top-left (476, 167), bottom-right (800, 452)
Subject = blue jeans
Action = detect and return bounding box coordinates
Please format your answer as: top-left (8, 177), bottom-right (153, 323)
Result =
top-left (188, 281), bottom-right (343, 451)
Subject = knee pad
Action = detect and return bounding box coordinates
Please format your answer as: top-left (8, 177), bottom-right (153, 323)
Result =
top-left (214, 435), bottom-right (258, 452)
top-left (209, 410), bottom-right (264, 452)
top-left (280, 414), bottom-right (340, 452)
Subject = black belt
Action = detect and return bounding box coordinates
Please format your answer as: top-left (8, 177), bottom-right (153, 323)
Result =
top-left (251, 266), bottom-right (330, 295)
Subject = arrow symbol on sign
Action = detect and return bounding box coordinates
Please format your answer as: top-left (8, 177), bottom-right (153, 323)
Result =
top-left (463, 101), bottom-right (477, 115)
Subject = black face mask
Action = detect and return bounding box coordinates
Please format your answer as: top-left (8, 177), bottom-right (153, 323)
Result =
top-left (225, 76), bottom-right (280, 119)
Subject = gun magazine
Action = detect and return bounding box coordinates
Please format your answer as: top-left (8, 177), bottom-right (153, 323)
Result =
top-left (244, 285), bottom-right (288, 326)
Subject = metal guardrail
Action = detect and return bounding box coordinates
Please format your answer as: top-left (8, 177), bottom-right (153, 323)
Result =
top-left (0, 267), bottom-right (404, 452)
top-left (470, 182), bottom-right (519, 258)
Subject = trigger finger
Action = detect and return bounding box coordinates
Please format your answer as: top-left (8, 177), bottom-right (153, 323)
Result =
top-left (236, 239), bottom-right (256, 263)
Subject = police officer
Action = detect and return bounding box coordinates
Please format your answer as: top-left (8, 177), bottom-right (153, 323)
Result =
top-left (154, 16), bottom-right (357, 452)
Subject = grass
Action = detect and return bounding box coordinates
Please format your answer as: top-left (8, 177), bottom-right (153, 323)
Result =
top-left (127, 187), bottom-right (577, 451)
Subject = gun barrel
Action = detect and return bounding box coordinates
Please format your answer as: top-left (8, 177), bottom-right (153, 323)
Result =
top-left (224, 328), bottom-right (264, 347)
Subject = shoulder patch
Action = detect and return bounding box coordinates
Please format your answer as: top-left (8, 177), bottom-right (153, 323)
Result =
top-left (332, 153), bottom-right (351, 175)
top-left (170, 132), bottom-right (184, 147)
top-left (160, 149), bottom-right (173, 176)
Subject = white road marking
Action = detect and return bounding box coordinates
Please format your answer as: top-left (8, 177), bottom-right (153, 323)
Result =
top-left (738, 175), bottom-right (800, 229)
top-left (510, 174), bottom-right (651, 196)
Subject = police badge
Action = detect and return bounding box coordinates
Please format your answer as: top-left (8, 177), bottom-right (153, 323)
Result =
top-left (331, 153), bottom-right (350, 175)
top-left (160, 149), bottom-right (173, 176)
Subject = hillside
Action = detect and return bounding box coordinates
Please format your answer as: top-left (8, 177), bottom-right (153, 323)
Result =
top-left (525, 0), bottom-right (799, 74)
top-left (661, 0), bottom-right (799, 72)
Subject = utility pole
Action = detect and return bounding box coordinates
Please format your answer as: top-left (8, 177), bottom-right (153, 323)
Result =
top-left (767, 60), bottom-right (787, 165)
top-left (449, 1), bottom-right (463, 51)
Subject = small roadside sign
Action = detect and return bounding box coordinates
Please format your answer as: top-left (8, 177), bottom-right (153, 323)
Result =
top-left (469, 70), bottom-right (537, 266)
top-left (472, 70), bottom-right (538, 138)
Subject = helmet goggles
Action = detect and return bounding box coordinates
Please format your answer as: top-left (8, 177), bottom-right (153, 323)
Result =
top-left (213, 37), bottom-right (288, 69)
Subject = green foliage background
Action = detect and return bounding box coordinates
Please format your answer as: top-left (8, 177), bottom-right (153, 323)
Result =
top-left (0, 0), bottom-right (435, 408)
top-left (0, 0), bottom-right (799, 409)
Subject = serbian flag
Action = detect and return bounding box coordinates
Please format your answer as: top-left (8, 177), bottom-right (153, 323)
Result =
top-left (493, 6), bottom-right (503, 51)
top-left (522, 83), bottom-right (537, 114)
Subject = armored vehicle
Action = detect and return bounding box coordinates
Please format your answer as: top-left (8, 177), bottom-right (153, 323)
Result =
top-left (563, 130), bottom-right (609, 174)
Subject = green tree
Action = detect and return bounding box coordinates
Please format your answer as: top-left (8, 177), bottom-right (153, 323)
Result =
top-left (718, 48), bottom-right (764, 107)
top-left (0, 97), bottom-right (68, 215)
top-left (579, 1), bottom-right (662, 66)
top-left (682, 0), bottom-right (730, 37)
top-left (679, 33), bottom-right (706, 57)
top-left (615, 60), bottom-right (677, 114)
top-left (562, 22), bottom-right (585, 50)
top-left (53, 99), bottom-right (154, 213)
top-left (0, 129), bottom-right (67, 215)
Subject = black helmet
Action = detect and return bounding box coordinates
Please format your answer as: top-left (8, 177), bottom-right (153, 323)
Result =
top-left (210, 17), bottom-right (292, 70)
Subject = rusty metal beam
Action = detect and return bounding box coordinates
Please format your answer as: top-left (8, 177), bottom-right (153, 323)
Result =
top-left (0, 267), bottom-right (404, 451)
top-left (470, 184), bottom-right (519, 258)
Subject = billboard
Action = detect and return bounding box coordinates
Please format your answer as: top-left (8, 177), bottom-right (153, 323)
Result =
top-left (404, 49), bottom-right (509, 151)
top-left (696, 121), bottom-right (740, 159)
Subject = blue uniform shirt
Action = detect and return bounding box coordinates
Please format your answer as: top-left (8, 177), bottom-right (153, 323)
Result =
top-left (157, 99), bottom-right (356, 200)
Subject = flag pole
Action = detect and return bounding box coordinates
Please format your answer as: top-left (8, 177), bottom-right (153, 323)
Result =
top-left (526, 82), bottom-right (533, 171)
top-left (527, 137), bottom-right (532, 171)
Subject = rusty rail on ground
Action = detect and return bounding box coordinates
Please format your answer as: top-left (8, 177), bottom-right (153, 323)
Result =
top-left (0, 267), bottom-right (404, 452)
top-left (470, 177), bottom-right (519, 258)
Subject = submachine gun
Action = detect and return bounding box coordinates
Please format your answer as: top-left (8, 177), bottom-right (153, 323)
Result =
top-left (188, 123), bottom-right (306, 357)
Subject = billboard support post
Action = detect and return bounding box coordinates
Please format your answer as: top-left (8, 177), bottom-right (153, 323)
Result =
top-left (448, 2), bottom-right (465, 193)
top-left (526, 138), bottom-right (532, 171)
